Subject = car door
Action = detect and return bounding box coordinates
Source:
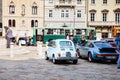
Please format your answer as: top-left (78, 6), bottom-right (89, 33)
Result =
top-left (79, 41), bottom-right (88, 56)
top-left (81, 41), bottom-right (91, 57)
top-left (47, 41), bottom-right (53, 59)
top-left (47, 41), bottom-right (57, 59)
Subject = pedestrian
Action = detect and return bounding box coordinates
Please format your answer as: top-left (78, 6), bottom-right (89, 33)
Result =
top-left (73, 36), bottom-right (78, 50)
top-left (115, 35), bottom-right (120, 49)
top-left (66, 33), bottom-right (70, 40)
top-left (81, 35), bottom-right (86, 44)
top-left (117, 54), bottom-right (120, 69)
top-left (4, 26), bottom-right (13, 48)
top-left (115, 35), bottom-right (120, 69)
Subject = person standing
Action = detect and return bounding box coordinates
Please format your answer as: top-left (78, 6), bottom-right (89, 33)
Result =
top-left (66, 34), bottom-right (70, 40)
top-left (4, 26), bottom-right (13, 48)
top-left (81, 35), bottom-right (86, 44)
top-left (73, 36), bottom-right (78, 50)
top-left (117, 53), bottom-right (120, 69)
top-left (115, 35), bottom-right (120, 69)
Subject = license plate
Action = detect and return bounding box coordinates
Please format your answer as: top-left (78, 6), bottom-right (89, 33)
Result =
top-left (66, 52), bottom-right (71, 57)
top-left (106, 56), bottom-right (116, 59)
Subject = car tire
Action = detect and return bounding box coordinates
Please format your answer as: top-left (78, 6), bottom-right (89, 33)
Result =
top-left (88, 53), bottom-right (94, 62)
top-left (52, 55), bottom-right (57, 64)
top-left (73, 60), bottom-right (78, 64)
top-left (45, 52), bottom-right (49, 60)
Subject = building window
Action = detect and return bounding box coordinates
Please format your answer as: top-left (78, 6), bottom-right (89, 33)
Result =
top-left (31, 20), bottom-right (38, 27)
top-left (49, 0), bottom-right (53, 3)
top-left (60, 0), bottom-right (65, 3)
top-left (103, 13), bottom-right (107, 22)
top-left (31, 20), bottom-right (34, 27)
top-left (116, 0), bottom-right (120, 4)
top-left (115, 13), bottom-right (120, 23)
top-left (49, 10), bottom-right (53, 17)
top-left (61, 10), bottom-right (64, 18)
top-left (91, 0), bottom-right (95, 4)
top-left (8, 19), bottom-right (16, 27)
top-left (61, 10), bottom-right (69, 18)
top-left (32, 2), bottom-right (38, 15)
top-left (13, 19), bottom-right (16, 27)
top-left (21, 4), bottom-right (25, 16)
top-left (102, 33), bottom-right (108, 38)
top-left (66, 10), bottom-right (69, 18)
top-left (103, 0), bottom-right (107, 4)
top-left (35, 20), bottom-right (38, 27)
top-left (77, 0), bottom-right (81, 4)
top-left (9, 1), bottom-right (15, 14)
top-left (90, 13), bottom-right (95, 21)
top-left (77, 10), bottom-right (81, 18)
top-left (8, 20), bottom-right (12, 27)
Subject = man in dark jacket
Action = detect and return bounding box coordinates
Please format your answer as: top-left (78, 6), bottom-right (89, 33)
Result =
top-left (73, 36), bottom-right (78, 50)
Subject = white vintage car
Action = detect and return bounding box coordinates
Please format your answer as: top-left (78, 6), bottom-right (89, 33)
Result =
top-left (45, 39), bottom-right (78, 64)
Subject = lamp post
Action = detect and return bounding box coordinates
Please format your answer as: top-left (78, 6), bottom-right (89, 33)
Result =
top-left (73, 7), bottom-right (75, 36)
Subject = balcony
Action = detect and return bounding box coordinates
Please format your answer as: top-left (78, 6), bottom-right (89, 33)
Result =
top-left (55, 1), bottom-right (75, 8)
top-left (88, 21), bottom-right (120, 26)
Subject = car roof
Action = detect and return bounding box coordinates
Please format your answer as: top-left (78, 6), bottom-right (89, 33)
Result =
top-left (52, 39), bottom-right (72, 42)
top-left (87, 40), bottom-right (106, 43)
top-left (101, 38), bottom-right (115, 41)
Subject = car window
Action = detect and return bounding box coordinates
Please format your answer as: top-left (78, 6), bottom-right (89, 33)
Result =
top-left (84, 42), bottom-right (91, 47)
top-left (48, 41), bottom-right (54, 47)
top-left (88, 43), bottom-right (94, 48)
top-left (59, 41), bottom-right (72, 47)
top-left (94, 42), bottom-right (112, 47)
top-left (52, 41), bottom-right (56, 47)
top-left (81, 41), bottom-right (87, 46)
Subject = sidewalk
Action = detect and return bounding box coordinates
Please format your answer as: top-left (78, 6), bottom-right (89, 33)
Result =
top-left (0, 38), bottom-right (30, 55)
top-left (0, 37), bottom-right (46, 60)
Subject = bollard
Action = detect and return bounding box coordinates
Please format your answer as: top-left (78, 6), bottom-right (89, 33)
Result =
top-left (46, 42), bottom-right (48, 50)
top-left (10, 42), bottom-right (14, 58)
top-left (19, 40), bottom-right (22, 47)
top-left (37, 41), bottom-right (42, 55)
top-left (37, 41), bottom-right (45, 59)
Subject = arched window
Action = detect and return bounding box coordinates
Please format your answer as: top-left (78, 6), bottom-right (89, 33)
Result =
top-left (31, 20), bottom-right (38, 27)
top-left (32, 2), bottom-right (38, 15)
top-left (13, 19), bottom-right (16, 27)
top-left (31, 20), bottom-right (34, 27)
top-left (35, 20), bottom-right (38, 27)
top-left (8, 19), bottom-right (12, 27)
top-left (8, 19), bottom-right (16, 27)
top-left (9, 1), bottom-right (15, 14)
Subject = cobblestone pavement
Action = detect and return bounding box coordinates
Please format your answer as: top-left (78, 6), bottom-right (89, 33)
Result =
top-left (0, 38), bottom-right (120, 80)
top-left (0, 56), bottom-right (120, 80)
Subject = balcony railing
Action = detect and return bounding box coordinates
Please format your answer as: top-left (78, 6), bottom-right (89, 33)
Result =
top-left (88, 21), bottom-right (120, 26)
top-left (55, 1), bottom-right (75, 8)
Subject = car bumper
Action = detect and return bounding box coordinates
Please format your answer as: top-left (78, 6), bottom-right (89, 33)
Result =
top-left (95, 54), bottom-right (118, 60)
top-left (57, 57), bottom-right (78, 61)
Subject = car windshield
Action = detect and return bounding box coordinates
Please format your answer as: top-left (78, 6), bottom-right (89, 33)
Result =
top-left (19, 37), bottom-right (26, 40)
top-left (59, 41), bottom-right (72, 47)
top-left (94, 42), bottom-right (112, 47)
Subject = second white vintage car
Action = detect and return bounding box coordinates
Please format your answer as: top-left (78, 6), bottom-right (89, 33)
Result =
top-left (45, 39), bottom-right (78, 64)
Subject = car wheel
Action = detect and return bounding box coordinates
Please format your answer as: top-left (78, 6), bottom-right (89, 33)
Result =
top-left (45, 52), bottom-right (49, 60)
top-left (73, 60), bottom-right (78, 64)
top-left (88, 53), bottom-right (94, 62)
top-left (52, 55), bottom-right (57, 64)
